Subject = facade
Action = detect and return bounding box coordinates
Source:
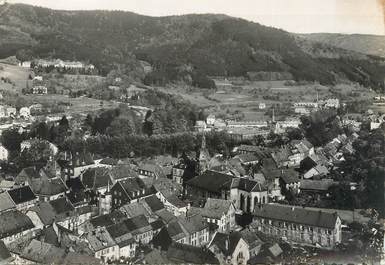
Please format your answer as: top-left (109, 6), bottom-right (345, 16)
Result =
top-left (252, 204), bottom-right (342, 249)
top-left (230, 178), bottom-right (268, 213)
top-left (196, 198), bottom-right (236, 232)
top-left (0, 145), bottom-right (9, 161)
top-left (209, 231), bottom-right (250, 265)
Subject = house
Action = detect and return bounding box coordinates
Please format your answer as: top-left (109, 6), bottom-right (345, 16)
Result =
top-left (0, 210), bottom-right (37, 245)
top-left (138, 163), bottom-right (166, 179)
top-left (304, 164), bottom-right (329, 179)
top-left (111, 178), bottom-right (155, 208)
top-left (239, 228), bottom-right (263, 258)
top-left (26, 197), bottom-right (92, 232)
top-left (279, 169), bottom-right (300, 195)
top-left (195, 120), bottom-right (207, 132)
top-left (230, 178), bottom-right (268, 213)
top-left (20, 239), bottom-right (100, 265)
top-left (81, 167), bottom-right (112, 194)
top-left (274, 119), bottom-right (301, 134)
top-left (32, 85), bottom-right (48, 94)
top-left (29, 177), bottom-right (67, 201)
top-left (206, 114), bottom-right (216, 125)
top-left (7, 185), bottom-right (37, 211)
top-left (109, 164), bottom-right (138, 184)
top-left (192, 198), bottom-right (236, 233)
top-left (154, 213), bottom-right (210, 248)
top-left (106, 223), bottom-right (137, 259)
top-left (258, 103), bottom-right (266, 110)
top-left (153, 178), bottom-right (187, 216)
top-left (0, 145), bottom-right (8, 161)
top-left (208, 231), bottom-right (250, 265)
top-left (124, 215), bottom-right (154, 244)
top-left (57, 151), bottom-right (96, 181)
top-left (299, 179), bottom-right (339, 194)
top-left (233, 153), bottom-right (259, 166)
top-left (84, 227), bottom-right (119, 262)
top-left (19, 107), bottom-right (31, 118)
top-left (252, 204), bottom-right (342, 249)
top-left (185, 170), bottom-right (235, 201)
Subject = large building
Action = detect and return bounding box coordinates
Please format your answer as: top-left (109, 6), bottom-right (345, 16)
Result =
top-left (252, 204), bottom-right (342, 249)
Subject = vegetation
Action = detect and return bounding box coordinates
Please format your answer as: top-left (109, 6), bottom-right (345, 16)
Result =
top-left (0, 4), bottom-right (384, 90)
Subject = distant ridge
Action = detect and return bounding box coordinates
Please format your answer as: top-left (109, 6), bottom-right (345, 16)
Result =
top-left (299, 33), bottom-right (385, 58)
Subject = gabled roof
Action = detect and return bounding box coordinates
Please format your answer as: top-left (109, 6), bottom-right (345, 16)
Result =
top-left (30, 178), bottom-right (67, 196)
top-left (177, 214), bottom-right (208, 235)
top-left (199, 198), bottom-right (233, 219)
top-left (124, 215), bottom-right (151, 234)
top-left (82, 167), bottom-right (112, 190)
top-left (253, 204), bottom-right (339, 229)
top-left (29, 198), bottom-right (75, 225)
top-left (236, 153), bottom-right (259, 163)
top-left (21, 239), bottom-right (66, 264)
top-left (0, 192), bottom-right (15, 212)
top-left (0, 210), bottom-right (34, 239)
top-left (99, 157), bottom-right (118, 166)
top-left (280, 169), bottom-right (300, 184)
top-left (231, 178), bottom-right (267, 193)
top-left (143, 195), bottom-right (164, 212)
top-left (167, 242), bottom-right (219, 264)
top-left (7, 185), bottom-right (36, 205)
top-left (117, 177), bottom-right (155, 200)
top-left (110, 164), bottom-right (138, 180)
top-left (300, 179), bottom-right (338, 191)
top-left (186, 170), bottom-right (235, 194)
top-left (209, 232), bottom-right (243, 257)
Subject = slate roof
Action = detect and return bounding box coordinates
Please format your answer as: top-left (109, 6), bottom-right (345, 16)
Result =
top-left (29, 198), bottom-right (76, 225)
top-left (110, 164), bottom-right (138, 180)
top-left (7, 185), bottom-right (36, 205)
top-left (82, 167), bottom-right (112, 190)
top-left (66, 190), bottom-right (87, 206)
top-left (186, 170), bottom-right (235, 194)
top-left (21, 239), bottom-right (66, 264)
top-left (30, 178), bottom-right (67, 196)
top-left (167, 243), bottom-right (219, 264)
top-left (85, 227), bottom-right (116, 252)
top-left (99, 157), bottom-right (118, 166)
top-left (117, 178), bottom-right (154, 200)
top-left (0, 210), bottom-right (34, 239)
top-left (143, 195), bottom-right (165, 212)
top-left (280, 169), bottom-right (300, 184)
top-left (177, 214), bottom-right (208, 235)
top-left (124, 215), bottom-right (151, 233)
top-left (236, 153), bottom-right (259, 163)
top-left (200, 198), bottom-right (233, 219)
top-left (300, 179), bottom-right (338, 191)
top-left (231, 178), bottom-right (267, 192)
top-left (253, 204), bottom-right (339, 229)
top-left (209, 231), bottom-right (242, 257)
top-left (0, 192), bottom-right (15, 212)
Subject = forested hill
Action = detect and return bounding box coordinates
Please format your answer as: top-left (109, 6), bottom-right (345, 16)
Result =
top-left (1, 3), bottom-right (385, 91)
top-left (299, 33), bottom-right (385, 58)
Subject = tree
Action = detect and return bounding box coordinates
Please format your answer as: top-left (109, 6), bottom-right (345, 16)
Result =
top-left (1, 129), bottom-right (24, 152)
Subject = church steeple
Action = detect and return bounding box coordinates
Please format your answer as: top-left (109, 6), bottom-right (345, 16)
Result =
top-left (198, 133), bottom-right (209, 174)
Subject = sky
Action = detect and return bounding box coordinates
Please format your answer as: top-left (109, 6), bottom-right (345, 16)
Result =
top-left (8, 0), bottom-right (385, 35)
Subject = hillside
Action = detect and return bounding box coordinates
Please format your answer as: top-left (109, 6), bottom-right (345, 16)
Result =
top-left (299, 33), bottom-right (385, 58)
top-left (0, 3), bottom-right (385, 91)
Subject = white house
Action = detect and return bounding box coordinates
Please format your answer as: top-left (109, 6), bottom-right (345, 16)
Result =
top-left (19, 107), bottom-right (31, 118)
top-left (0, 145), bottom-right (9, 161)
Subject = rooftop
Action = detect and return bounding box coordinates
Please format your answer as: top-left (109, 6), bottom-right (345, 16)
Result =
top-left (253, 204), bottom-right (339, 229)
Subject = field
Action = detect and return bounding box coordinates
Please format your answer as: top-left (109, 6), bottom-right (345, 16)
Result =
top-left (158, 81), bottom-right (359, 121)
top-left (0, 64), bottom-right (118, 115)
top-left (0, 62), bottom-right (31, 92)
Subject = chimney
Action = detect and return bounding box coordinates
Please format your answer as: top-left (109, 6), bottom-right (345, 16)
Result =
top-left (225, 239), bottom-right (229, 250)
